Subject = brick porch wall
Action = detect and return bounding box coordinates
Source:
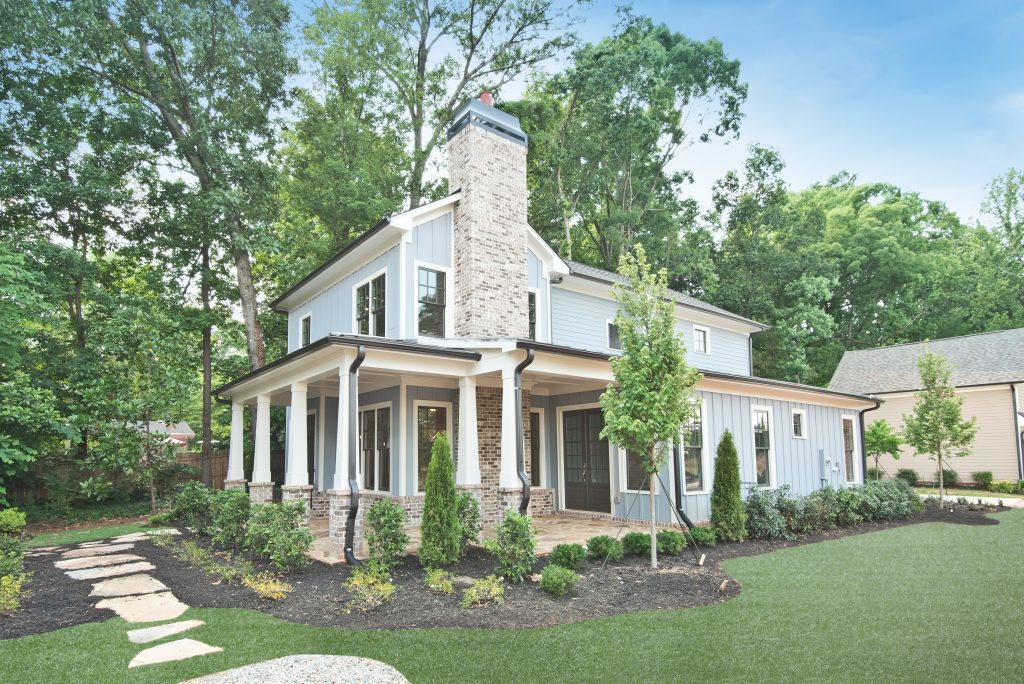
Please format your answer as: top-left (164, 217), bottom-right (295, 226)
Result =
top-left (476, 386), bottom-right (533, 523)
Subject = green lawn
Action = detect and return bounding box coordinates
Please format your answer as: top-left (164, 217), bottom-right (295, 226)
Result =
top-left (4, 511), bottom-right (1024, 683)
top-left (24, 522), bottom-right (151, 548)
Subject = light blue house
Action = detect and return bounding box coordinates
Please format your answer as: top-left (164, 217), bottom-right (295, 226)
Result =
top-left (217, 94), bottom-right (878, 560)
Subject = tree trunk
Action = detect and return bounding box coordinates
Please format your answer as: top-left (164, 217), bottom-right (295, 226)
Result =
top-left (649, 473), bottom-right (658, 570)
top-left (232, 246), bottom-right (265, 370)
top-left (150, 478), bottom-right (157, 515)
top-left (200, 244), bottom-right (213, 487)
top-left (409, 154), bottom-right (426, 209)
top-left (938, 453), bottom-right (945, 509)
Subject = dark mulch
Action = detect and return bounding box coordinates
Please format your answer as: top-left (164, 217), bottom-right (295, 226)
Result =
top-left (1, 500), bottom-right (1008, 639)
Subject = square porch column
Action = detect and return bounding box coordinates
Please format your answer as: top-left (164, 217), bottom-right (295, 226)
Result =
top-left (249, 394), bottom-right (273, 505)
top-left (499, 369), bottom-right (520, 489)
top-left (224, 401), bottom-right (246, 490)
top-left (329, 354), bottom-right (362, 560)
top-left (282, 381), bottom-right (313, 518)
top-left (456, 376), bottom-right (480, 485)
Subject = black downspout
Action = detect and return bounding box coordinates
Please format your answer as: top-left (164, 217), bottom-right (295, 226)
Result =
top-left (345, 345), bottom-right (366, 565)
top-left (515, 349), bottom-right (535, 515)
top-left (1011, 384), bottom-right (1023, 480)
top-left (859, 398), bottom-right (881, 483)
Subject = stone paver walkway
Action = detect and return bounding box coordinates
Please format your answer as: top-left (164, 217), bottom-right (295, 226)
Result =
top-left (182, 655), bottom-right (409, 683)
top-left (53, 528), bottom-right (222, 671)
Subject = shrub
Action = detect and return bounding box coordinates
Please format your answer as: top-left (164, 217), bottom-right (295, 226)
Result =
top-left (423, 567), bottom-right (455, 594)
top-left (622, 531), bottom-right (649, 555)
top-left (895, 469), bottom-right (919, 487)
top-left (549, 543), bottom-right (587, 571)
top-left (855, 481), bottom-right (923, 521)
top-left (366, 499), bottom-right (409, 572)
top-left (1019, 480), bottom-right (1024, 494)
top-left (991, 480), bottom-right (1017, 494)
top-left (656, 530), bottom-right (687, 555)
top-left (210, 489), bottom-right (251, 549)
top-left (0, 573), bottom-right (28, 613)
top-left (586, 535), bottom-right (623, 562)
top-left (455, 491), bottom-right (482, 556)
top-left (971, 472), bottom-right (994, 490)
top-left (541, 564), bottom-right (579, 597)
top-left (419, 433), bottom-right (459, 568)
top-left (344, 566), bottom-right (395, 612)
top-left (866, 468), bottom-right (885, 481)
top-left (687, 526), bottom-right (717, 547)
top-left (172, 481), bottom-right (214, 531)
top-left (710, 431), bottom-right (747, 542)
top-left (242, 572), bottom-right (292, 600)
top-left (795, 486), bottom-right (839, 532)
top-left (745, 487), bottom-right (792, 540)
top-left (484, 510), bottom-right (537, 583)
top-left (939, 468), bottom-right (959, 487)
top-left (0, 534), bottom-right (24, 578)
top-left (148, 512), bottom-right (173, 526)
top-left (244, 502), bottom-right (313, 571)
top-left (459, 575), bottom-right (504, 608)
top-left (0, 508), bottom-right (27, 536)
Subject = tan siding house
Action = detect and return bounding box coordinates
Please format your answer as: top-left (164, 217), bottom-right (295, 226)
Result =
top-left (829, 330), bottom-right (1024, 485)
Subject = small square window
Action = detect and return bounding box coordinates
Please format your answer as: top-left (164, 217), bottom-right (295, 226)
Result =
top-left (792, 410), bottom-right (806, 439)
top-left (607, 322), bottom-right (621, 350)
top-left (300, 316), bottom-right (311, 347)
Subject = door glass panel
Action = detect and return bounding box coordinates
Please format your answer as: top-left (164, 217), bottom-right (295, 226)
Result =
top-left (563, 413), bottom-right (585, 485)
top-left (586, 411), bottom-right (609, 485)
top-left (417, 406), bottom-right (447, 490)
top-left (377, 407), bottom-right (391, 491)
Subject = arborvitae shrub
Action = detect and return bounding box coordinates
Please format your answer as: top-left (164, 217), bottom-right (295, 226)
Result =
top-left (455, 491), bottom-right (482, 556)
top-left (366, 499), bottom-right (409, 572)
top-left (710, 430), bottom-right (747, 542)
top-left (419, 433), bottom-right (459, 568)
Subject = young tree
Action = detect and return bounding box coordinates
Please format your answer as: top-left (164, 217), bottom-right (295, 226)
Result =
top-left (419, 432), bottom-right (459, 568)
top-left (902, 352), bottom-right (977, 506)
top-left (864, 419), bottom-right (902, 479)
top-left (709, 431), bottom-right (746, 542)
top-left (600, 246), bottom-right (702, 569)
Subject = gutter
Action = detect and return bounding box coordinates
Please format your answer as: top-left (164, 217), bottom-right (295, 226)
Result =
top-left (514, 349), bottom-right (535, 515)
top-left (345, 346), bottom-right (366, 565)
top-left (859, 398), bottom-right (883, 483)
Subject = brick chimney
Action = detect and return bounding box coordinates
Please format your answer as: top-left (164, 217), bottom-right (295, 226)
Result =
top-left (447, 93), bottom-right (529, 339)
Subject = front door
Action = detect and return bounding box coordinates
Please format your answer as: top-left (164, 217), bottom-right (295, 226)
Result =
top-left (562, 408), bottom-right (611, 513)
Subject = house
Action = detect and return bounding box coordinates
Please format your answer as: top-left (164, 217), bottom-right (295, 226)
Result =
top-left (829, 329), bottom-right (1024, 484)
top-left (136, 421), bottom-right (195, 449)
top-left (215, 95), bottom-right (878, 560)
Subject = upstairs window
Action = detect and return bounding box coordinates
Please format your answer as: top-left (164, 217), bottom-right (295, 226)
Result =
top-left (528, 291), bottom-right (537, 340)
top-left (792, 409), bottom-right (807, 439)
top-left (607, 322), bottom-right (622, 350)
top-left (693, 325), bottom-right (710, 354)
top-left (418, 267), bottom-right (446, 337)
top-left (356, 273), bottom-right (386, 336)
top-left (300, 315), bottom-right (311, 347)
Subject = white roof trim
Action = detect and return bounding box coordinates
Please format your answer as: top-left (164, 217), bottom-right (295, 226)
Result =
top-left (527, 225), bottom-right (570, 277)
top-left (389, 191), bottom-right (461, 230)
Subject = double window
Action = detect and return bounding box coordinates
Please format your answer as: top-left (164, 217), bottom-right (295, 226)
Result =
top-left (752, 407), bottom-right (775, 488)
top-left (359, 404), bottom-right (391, 492)
top-left (417, 267), bottom-right (446, 337)
top-left (356, 273), bottom-right (386, 336)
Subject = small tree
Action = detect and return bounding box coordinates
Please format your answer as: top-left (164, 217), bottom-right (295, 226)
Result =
top-left (710, 431), bottom-right (747, 542)
top-left (419, 433), bottom-right (459, 568)
top-left (902, 352), bottom-right (977, 507)
top-left (864, 419), bottom-right (902, 479)
top-left (600, 246), bottom-right (702, 569)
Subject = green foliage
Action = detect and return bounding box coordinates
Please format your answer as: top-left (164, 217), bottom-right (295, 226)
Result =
top-left (656, 530), bottom-right (687, 555)
top-left (895, 469), bottom-right (919, 487)
top-left (148, 512), bottom-right (173, 526)
top-left (585, 535), bottom-right (624, 562)
top-left (366, 499), bottom-right (409, 572)
top-left (423, 568), bottom-right (455, 595)
top-left (745, 487), bottom-right (794, 540)
top-left (864, 419), bottom-right (902, 474)
top-left (991, 480), bottom-right (1018, 494)
top-left (0, 508), bottom-right (27, 536)
top-left (686, 526), bottom-right (717, 547)
top-left (455, 491), bottom-right (482, 557)
top-left (459, 575), bottom-right (505, 608)
top-left (622, 532), bottom-right (649, 556)
top-left (419, 433), bottom-right (459, 568)
top-left (549, 543), bottom-right (587, 571)
top-left (971, 472), bottom-right (994, 490)
top-left (540, 564), bottom-right (579, 597)
top-left (209, 489), bottom-right (251, 550)
top-left (344, 565), bottom-right (395, 613)
top-left (710, 431), bottom-right (747, 542)
top-left (483, 510), bottom-right (537, 583)
top-left (172, 482), bottom-right (215, 531)
top-left (866, 468), bottom-right (885, 481)
top-left (244, 503), bottom-right (313, 572)
top-left (0, 534), bottom-right (25, 578)
top-left (940, 469), bottom-right (960, 487)
top-left (0, 572), bottom-right (28, 613)
top-left (242, 572), bottom-right (292, 601)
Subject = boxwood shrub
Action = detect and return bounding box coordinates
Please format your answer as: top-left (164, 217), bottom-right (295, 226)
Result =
top-left (541, 564), bottom-right (579, 597)
top-left (586, 535), bottom-right (623, 562)
top-left (549, 543), bottom-right (586, 571)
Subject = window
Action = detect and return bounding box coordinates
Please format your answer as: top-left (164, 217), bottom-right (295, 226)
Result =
top-left (356, 273), bottom-right (386, 336)
top-left (682, 403), bottom-right (705, 492)
top-left (359, 405), bottom-right (391, 492)
top-left (693, 325), bottom-right (710, 354)
top-left (528, 291), bottom-right (537, 340)
top-left (416, 403), bottom-right (450, 490)
top-left (753, 407), bottom-right (774, 487)
top-left (625, 450), bottom-right (648, 491)
top-left (792, 409), bottom-right (807, 439)
top-left (607, 321), bottom-right (622, 350)
top-left (529, 410), bottom-right (542, 486)
top-left (842, 417), bottom-right (857, 484)
top-left (300, 315), bottom-right (311, 347)
top-left (417, 267), bottom-right (446, 337)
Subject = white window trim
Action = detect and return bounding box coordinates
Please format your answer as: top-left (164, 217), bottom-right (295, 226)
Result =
top-left (299, 313), bottom-right (312, 348)
top-left (751, 405), bottom-right (777, 489)
top-left (413, 260), bottom-right (453, 340)
top-left (359, 401), bottom-right (392, 493)
top-left (413, 399), bottom-right (453, 494)
top-left (529, 408), bottom-right (545, 487)
top-left (554, 402), bottom-right (615, 513)
top-left (681, 397), bottom-right (711, 495)
top-left (618, 447), bottom-right (654, 495)
top-left (305, 409), bottom-right (316, 487)
top-left (791, 408), bottom-right (808, 440)
top-left (841, 414), bottom-right (860, 485)
top-left (351, 267), bottom-right (388, 337)
top-left (527, 287), bottom-right (540, 341)
top-left (692, 324), bottom-right (711, 355)
top-left (606, 319), bottom-right (622, 352)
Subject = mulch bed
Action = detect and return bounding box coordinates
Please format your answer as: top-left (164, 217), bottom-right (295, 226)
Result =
top-left (0, 501), bottom-right (1007, 640)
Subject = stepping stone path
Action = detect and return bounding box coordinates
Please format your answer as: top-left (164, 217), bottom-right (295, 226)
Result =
top-left (54, 528), bottom-right (222, 671)
top-left (182, 655), bottom-right (409, 683)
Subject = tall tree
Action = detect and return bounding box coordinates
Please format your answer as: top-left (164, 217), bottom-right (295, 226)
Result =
top-left (308, 0), bottom-right (581, 207)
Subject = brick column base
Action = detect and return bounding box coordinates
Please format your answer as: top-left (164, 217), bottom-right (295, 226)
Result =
top-left (248, 482), bottom-right (274, 505)
top-left (224, 479), bottom-right (247, 491)
top-left (328, 489), bottom-right (365, 562)
top-left (281, 484), bottom-right (314, 527)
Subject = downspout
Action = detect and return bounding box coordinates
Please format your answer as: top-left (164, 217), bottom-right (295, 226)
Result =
top-left (345, 345), bottom-right (366, 565)
top-left (515, 349), bottom-right (535, 515)
top-left (859, 397), bottom-right (882, 484)
top-left (1011, 384), bottom-right (1023, 480)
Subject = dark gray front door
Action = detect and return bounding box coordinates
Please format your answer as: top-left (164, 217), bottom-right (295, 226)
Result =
top-left (562, 409), bottom-right (610, 513)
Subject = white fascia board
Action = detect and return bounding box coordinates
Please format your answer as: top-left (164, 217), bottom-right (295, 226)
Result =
top-left (527, 225), bottom-right (570, 277)
top-left (389, 192), bottom-right (460, 230)
top-left (279, 234), bottom-right (401, 312)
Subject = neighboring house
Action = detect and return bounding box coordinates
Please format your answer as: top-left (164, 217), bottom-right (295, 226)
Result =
top-left (216, 95), bottom-right (878, 560)
top-left (829, 329), bottom-right (1024, 483)
top-left (136, 421), bottom-right (195, 449)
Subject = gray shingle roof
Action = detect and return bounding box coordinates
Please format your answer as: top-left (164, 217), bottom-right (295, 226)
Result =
top-left (564, 260), bottom-right (768, 330)
top-left (828, 328), bottom-right (1024, 394)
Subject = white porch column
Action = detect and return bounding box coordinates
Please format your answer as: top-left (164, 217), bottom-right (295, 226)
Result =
top-left (226, 402), bottom-right (245, 482)
top-left (285, 382), bottom-right (309, 486)
top-left (457, 376), bottom-right (480, 485)
top-left (252, 394), bottom-right (272, 483)
top-left (499, 369), bottom-right (520, 488)
top-left (333, 362), bottom-right (351, 491)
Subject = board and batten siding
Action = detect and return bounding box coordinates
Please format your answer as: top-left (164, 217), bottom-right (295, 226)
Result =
top-left (549, 286), bottom-right (751, 375)
top-left (866, 386), bottom-right (1019, 482)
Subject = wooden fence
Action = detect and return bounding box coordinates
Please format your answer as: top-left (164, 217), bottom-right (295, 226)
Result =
top-left (176, 450), bottom-right (228, 490)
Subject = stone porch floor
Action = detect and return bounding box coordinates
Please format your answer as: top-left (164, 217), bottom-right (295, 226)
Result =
top-left (307, 514), bottom-right (667, 565)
